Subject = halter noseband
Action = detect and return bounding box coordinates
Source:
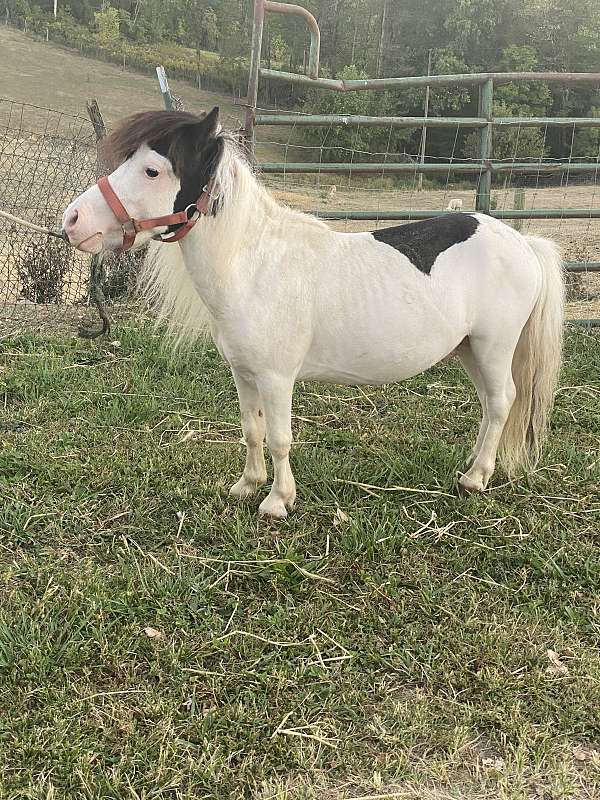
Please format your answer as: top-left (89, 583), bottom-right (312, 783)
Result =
top-left (96, 175), bottom-right (215, 254)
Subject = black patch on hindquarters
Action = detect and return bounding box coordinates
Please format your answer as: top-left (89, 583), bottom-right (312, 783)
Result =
top-left (371, 214), bottom-right (479, 275)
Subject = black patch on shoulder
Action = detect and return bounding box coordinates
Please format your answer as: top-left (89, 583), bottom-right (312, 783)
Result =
top-left (371, 214), bottom-right (479, 275)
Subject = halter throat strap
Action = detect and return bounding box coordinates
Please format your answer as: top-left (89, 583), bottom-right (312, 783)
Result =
top-left (96, 175), bottom-right (216, 253)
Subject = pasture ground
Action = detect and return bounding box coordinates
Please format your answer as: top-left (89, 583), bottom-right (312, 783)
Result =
top-left (1, 325), bottom-right (599, 799)
top-left (0, 26), bottom-right (239, 128)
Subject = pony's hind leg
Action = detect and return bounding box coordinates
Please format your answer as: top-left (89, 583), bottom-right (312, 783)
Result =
top-left (456, 338), bottom-right (488, 471)
top-left (458, 336), bottom-right (517, 493)
top-left (229, 371), bottom-right (268, 499)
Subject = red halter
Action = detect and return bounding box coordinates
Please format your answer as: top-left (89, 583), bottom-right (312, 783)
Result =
top-left (96, 175), bottom-right (215, 254)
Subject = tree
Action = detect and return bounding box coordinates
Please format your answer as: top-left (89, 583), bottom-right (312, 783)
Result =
top-left (463, 45), bottom-right (552, 163)
top-left (200, 7), bottom-right (218, 50)
top-left (301, 64), bottom-right (415, 162)
top-left (94, 4), bottom-right (120, 47)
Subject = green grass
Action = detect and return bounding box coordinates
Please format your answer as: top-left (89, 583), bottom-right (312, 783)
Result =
top-left (0, 326), bottom-right (599, 799)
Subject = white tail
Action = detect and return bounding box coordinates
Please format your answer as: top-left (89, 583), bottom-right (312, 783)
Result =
top-left (499, 236), bottom-right (565, 474)
top-left (139, 240), bottom-right (209, 347)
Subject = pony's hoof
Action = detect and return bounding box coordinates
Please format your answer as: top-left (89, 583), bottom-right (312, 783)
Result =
top-left (229, 476), bottom-right (264, 499)
top-left (457, 472), bottom-right (486, 494)
top-left (258, 491), bottom-right (295, 519)
top-left (259, 497), bottom-right (288, 519)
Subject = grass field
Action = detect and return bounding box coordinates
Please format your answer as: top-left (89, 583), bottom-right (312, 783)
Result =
top-left (1, 325), bottom-right (599, 799)
top-left (0, 26), bottom-right (239, 128)
top-left (0, 26), bottom-right (280, 161)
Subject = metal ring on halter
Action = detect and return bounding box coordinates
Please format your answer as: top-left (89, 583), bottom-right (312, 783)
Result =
top-left (184, 203), bottom-right (200, 219)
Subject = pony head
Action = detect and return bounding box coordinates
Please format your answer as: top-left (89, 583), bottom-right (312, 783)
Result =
top-left (62, 107), bottom-right (222, 253)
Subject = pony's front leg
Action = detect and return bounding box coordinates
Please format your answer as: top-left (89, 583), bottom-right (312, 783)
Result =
top-left (257, 375), bottom-right (296, 519)
top-left (229, 372), bottom-right (267, 499)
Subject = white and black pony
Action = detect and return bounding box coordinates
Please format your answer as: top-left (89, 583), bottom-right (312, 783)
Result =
top-left (62, 108), bottom-right (564, 518)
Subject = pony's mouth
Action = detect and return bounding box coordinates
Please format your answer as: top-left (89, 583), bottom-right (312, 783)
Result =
top-left (72, 232), bottom-right (104, 254)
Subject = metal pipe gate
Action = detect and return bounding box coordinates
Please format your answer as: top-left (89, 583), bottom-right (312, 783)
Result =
top-left (245, 0), bottom-right (600, 326)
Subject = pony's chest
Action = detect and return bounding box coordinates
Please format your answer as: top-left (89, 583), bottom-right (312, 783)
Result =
top-left (209, 319), bottom-right (284, 378)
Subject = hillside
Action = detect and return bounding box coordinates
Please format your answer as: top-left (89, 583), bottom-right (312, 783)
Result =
top-left (0, 26), bottom-right (241, 128)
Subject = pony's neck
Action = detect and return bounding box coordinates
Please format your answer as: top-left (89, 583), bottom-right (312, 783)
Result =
top-left (139, 137), bottom-right (328, 339)
top-left (177, 137), bottom-right (291, 309)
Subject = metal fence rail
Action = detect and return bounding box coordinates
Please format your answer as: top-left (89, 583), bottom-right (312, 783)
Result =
top-left (245, 0), bottom-right (600, 326)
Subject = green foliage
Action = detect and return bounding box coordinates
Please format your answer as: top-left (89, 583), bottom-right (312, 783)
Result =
top-left (94, 5), bottom-right (120, 48)
top-left (270, 33), bottom-right (289, 66)
top-left (200, 7), bottom-right (218, 50)
top-left (573, 107), bottom-right (600, 158)
top-left (463, 46), bottom-right (552, 162)
top-left (464, 100), bottom-right (550, 162)
top-left (4, 0), bottom-right (31, 20)
top-left (301, 65), bottom-right (415, 161)
top-left (495, 46), bottom-right (553, 115)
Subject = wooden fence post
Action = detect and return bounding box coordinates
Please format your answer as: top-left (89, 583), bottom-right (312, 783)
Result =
top-left (81, 98), bottom-right (110, 338)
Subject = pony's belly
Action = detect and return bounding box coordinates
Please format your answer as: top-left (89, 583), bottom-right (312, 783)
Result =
top-left (299, 296), bottom-right (465, 385)
top-left (298, 337), bottom-right (456, 385)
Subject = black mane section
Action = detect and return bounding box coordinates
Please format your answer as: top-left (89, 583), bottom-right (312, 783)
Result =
top-left (371, 214), bottom-right (479, 275)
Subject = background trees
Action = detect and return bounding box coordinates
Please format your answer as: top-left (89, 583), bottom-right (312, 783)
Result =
top-left (5, 0), bottom-right (599, 161)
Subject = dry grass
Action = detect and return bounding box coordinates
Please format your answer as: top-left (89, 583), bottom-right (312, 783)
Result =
top-left (0, 26), bottom-right (240, 128)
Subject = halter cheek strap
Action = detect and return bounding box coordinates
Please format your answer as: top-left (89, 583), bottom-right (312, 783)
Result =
top-left (96, 176), bottom-right (215, 254)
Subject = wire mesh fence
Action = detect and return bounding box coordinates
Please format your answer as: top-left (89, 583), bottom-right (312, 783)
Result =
top-left (0, 98), bottom-right (141, 334)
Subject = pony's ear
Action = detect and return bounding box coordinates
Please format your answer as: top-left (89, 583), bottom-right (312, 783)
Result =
top-left (168, 108), bottom-right (221, 175)
top-left (202, 106), bottom-right (220, 135)
top-left (183, 107), bottom-right (219, 155)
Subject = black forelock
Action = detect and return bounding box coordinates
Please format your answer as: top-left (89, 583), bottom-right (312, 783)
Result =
top-left (102, 108), bottom-right (218, 177)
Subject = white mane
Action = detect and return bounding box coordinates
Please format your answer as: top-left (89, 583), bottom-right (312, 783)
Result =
top-left (140, 239), bottom-right (209, 346)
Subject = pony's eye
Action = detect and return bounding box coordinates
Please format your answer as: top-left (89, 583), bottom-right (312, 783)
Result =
top-left (145, 167), bottom-right (159, 178)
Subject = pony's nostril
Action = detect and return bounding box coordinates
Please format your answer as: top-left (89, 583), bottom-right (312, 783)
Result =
top-left (67, 209), bottom-right (79, 228)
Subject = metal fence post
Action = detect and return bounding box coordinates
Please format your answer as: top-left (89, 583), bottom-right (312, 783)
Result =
top-left (476, 78), bottom-right (493, 213)
top-left (513, 187), bottom-right (525, 231)
top-left (156, 65), bottom-right (175, 110)
top-left (245, 0), bottom-right (266, 155)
